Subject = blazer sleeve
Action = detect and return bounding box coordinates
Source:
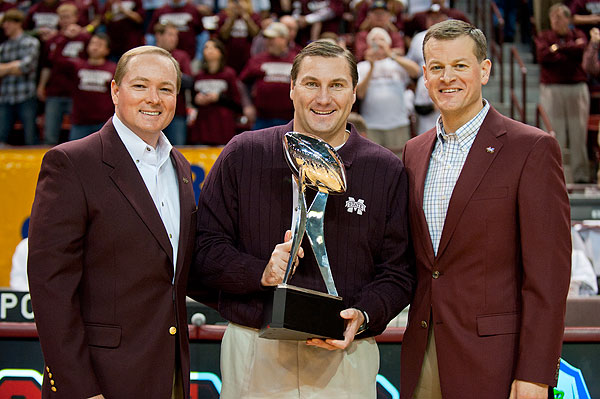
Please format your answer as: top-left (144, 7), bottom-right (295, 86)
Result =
top-left (514, 133), bottom-right (571, 386)
top-left (27, 147), bottom-right (103, 397)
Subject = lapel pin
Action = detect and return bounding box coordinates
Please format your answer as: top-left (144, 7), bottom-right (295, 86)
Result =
top-left (183, 177), bottom-right (189, 184)
top-left (486, 147), bottom-right (495, 154)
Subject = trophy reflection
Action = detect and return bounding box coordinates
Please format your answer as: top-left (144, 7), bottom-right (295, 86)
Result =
top-left (259, 131), bottom-right (346, 340)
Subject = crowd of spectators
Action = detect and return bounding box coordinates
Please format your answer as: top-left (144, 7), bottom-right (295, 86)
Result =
top-left (0, 0), bottom-right (472, 150)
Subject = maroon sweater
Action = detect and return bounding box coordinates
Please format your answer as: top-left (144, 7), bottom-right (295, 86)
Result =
top-left (193, 121), bottom-right (416, 335)
top-left (535, 28), bottom-right (588, 84)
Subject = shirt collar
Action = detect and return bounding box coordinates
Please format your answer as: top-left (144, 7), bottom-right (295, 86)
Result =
top-left (112, 113), bottom-right (173, 166)
top-left (435, 99), bottom-right (490, 151)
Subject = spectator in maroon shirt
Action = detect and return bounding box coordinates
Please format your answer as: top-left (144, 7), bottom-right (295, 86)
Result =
top-left (240, 21), bottom-right (297, 130)
top-left (570, 0), bottom-right (600, 36)
top-left (102, 0), bottom-right (144, 60)
top-left (292, 0), bottom-right (344, 45)
top-left (154, 21), bottom-right (193, 145)
top-left (353, 0), bottom-right (406, 61)
top-left (37, 3), bottom-right (90, 145)
top-left (63, 33), bottom-right (117, 140)
top-left (354, 0), bottom-right (405, 34)
top-left (250, 14), bottom-right (302, 56)
top-left (148, 0), bottom-right (204, 61)
top-left (190, 38), bottom-right (242, 145)
top-left (24, 0), bottom-right (61, 42)
top-left (404, 0), bottom-right (470, 37)
top-left (218, 0), bottom-right (261, 75)
top-left (535, 3), bottom-right (590, 183)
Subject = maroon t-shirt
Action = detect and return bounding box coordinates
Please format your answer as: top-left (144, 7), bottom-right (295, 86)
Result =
top-left (68, 58), bottom-right (117, 125)
top-left (102, 0), bottom-right (144, 58)
top-left (294, 0), bottom-right (344, 46)
top-left (25, 1), bottom-right (60, 32)
top-left (171, 48), bottom-right (191, 117)
top-left (43, 31), bottom-right (91, 97)
top-left (71, 0), bottom-right (101, 27)
top-left (217, 11), bottom-right (262, 75)
top-left (190, 66), bottom-right (241, 145)
top-left (148, 3), bottom-right (203, 60)
top-left (239, 51), bottom-right (297, 120)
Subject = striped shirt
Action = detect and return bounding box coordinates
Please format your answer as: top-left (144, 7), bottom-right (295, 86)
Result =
top-left (0, 32), bottom-right (39, 104)
top-left (423, 100), bottom-right (490, 255)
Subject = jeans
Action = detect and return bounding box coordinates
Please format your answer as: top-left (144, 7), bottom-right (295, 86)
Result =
top-left (43, 96), bottom-right (72, 145)
top-left (69, 123), bottom-right (105, 141)
top-left (0, 97), bottom-right (38, 145)
top-left (163, 115), bottom-right (187, 146)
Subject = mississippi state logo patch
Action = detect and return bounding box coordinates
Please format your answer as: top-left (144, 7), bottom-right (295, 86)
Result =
top-left (345, 197), bottom-right (366, 215)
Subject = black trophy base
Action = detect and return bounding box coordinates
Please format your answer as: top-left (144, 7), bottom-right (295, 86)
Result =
top-left (259, 284), bottom-right (345, 340)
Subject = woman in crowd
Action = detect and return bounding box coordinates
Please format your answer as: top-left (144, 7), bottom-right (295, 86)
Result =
top-left (189, 39), bottom-right (242, 145)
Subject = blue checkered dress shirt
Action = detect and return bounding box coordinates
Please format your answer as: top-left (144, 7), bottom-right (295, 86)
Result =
top-left (423, 100), bottom-right (490, 255)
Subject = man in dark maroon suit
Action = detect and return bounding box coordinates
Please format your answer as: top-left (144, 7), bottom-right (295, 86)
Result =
top-left (401, 20), bottom-right (571, 399)
top-left (28, 46), bottom-right (197, 399)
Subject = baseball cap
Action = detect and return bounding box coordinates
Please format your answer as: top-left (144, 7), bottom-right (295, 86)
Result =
top-left (263, 22), bottom-right (289, 38)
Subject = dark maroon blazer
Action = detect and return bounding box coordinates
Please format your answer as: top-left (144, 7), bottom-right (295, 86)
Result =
top-left (400, 107), bottom-right (571, 398)
top-left (28, 119), bottom-right (197, 399)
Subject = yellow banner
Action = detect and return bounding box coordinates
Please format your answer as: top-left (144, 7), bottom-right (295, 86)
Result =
top-left (0, 146), bottom-right (222, 288)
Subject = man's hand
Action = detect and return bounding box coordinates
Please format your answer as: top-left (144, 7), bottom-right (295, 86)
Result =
top-left (306, 308), bottom-right (364, 351)
top-left (508, 379), bottom-right (549, 399)
top-left (591, 27), bottom-right (600, 45)
top-left (88, 395), bottom-right (105, 399)
top-left (260, 230), bottom-right (303, 286)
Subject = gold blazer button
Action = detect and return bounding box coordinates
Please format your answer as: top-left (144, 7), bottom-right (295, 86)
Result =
top-left (169, 326), bottom-right (177, 335)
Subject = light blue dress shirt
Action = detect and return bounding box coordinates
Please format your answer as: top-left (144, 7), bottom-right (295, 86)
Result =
top-left (423, 100), bottom-right (490, 255)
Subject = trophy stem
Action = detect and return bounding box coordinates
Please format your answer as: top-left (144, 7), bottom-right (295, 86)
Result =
top-left (283, 173), bottom-right (307, 284)
top-left (305, 190), bottom-right (339, 297)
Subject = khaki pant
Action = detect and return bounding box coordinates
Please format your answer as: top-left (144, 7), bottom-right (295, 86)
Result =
top-left (367, 125), bottom-right (411, 156)
top-left (220, 323), bottom-right (380, 399)
top-left (540, 82), bottom-right (590, 183)
top-left (413, 326), bottom-right (442, 399)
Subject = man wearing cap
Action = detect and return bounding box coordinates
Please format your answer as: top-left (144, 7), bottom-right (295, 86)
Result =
top-left (354, 0), bottom-right (406, 62)
top-left (239, 21), bottom-right (298, 130)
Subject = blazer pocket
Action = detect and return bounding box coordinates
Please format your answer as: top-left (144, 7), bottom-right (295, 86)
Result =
top-left (85, 323), bottom-right (122, 348)
top-left (471, 186), bottom-right (508, 201)
top-left (476, 312), bottom-right (520, 336)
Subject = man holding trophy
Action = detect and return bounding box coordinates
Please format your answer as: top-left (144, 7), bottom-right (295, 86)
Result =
top-left (192, 40), bottom-right (415, 398)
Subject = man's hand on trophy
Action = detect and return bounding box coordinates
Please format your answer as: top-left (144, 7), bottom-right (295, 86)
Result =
top-left (306, 308), bottom-right (365, 351)
top-left (261, 230), bottom-right (304, 286)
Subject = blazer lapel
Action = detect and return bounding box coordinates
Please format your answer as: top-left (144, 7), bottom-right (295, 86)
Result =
top-left (100, 121), bottom-right (174, 263)
top-left (409, 130), bottom-right (438, 266)
top-left (436, 108), bottom-right (506, 260)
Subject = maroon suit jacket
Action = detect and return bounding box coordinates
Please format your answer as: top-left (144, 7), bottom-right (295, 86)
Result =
top-left (28, 120), bottom-right (197, 399)
top-left (400, 107), bottom-right (571, 398)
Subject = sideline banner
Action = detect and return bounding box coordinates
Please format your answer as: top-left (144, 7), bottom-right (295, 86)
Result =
top-left (0, 146), bottom-right (222, 287)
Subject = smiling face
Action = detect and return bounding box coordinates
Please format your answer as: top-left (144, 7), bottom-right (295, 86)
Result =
top-left (290, 55), bottom-right (356, 146)
top-left (111, 53), bottom-right (178, 144)
top-left (423, 35), bottom-right (491, 132)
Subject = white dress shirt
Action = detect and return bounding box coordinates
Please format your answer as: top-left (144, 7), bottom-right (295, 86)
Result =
top-left (113, 114), bottom-right (181, 278)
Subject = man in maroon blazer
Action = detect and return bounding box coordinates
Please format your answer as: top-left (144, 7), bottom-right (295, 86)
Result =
top-left (401, 20), bottom-right (571, 399)
top-left (27, 46), bottom-right (197, 399)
